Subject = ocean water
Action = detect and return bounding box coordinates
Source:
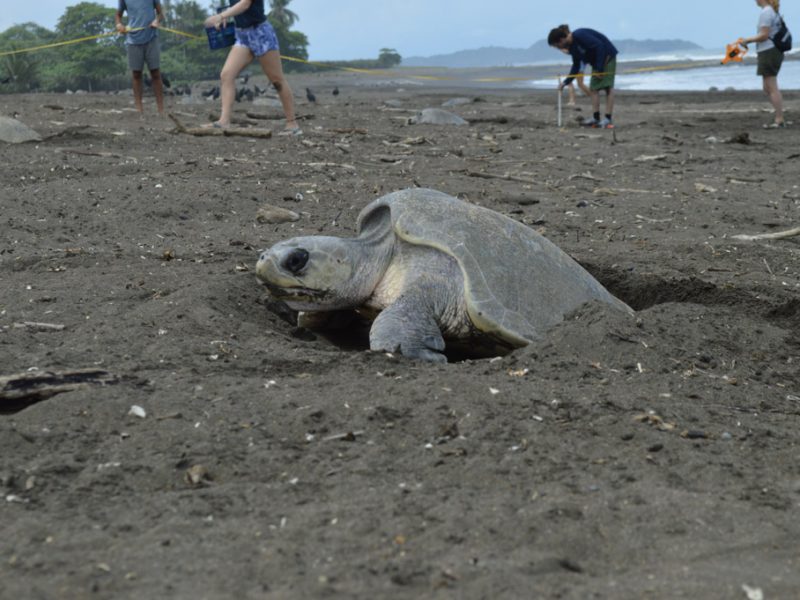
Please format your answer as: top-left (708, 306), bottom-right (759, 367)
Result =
top-left (523, 52), bottom-right (800, 91)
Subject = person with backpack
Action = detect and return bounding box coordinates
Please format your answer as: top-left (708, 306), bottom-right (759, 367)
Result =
top-left (740, 0), bottom-right (790, 128)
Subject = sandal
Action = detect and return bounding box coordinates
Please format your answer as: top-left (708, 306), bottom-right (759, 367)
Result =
top-left (203, 121), bottom-right (229, 130)
top-left (763, 121), bottom-right (786, 129)
top-left (278, 127), bottom-right (303, 136)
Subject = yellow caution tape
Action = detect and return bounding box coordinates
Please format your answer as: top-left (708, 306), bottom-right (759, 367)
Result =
top-left (0, 25), bottom-right (732, 84)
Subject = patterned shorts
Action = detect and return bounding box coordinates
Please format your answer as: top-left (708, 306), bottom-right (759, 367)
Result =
top-left (234, 21), bottom-right (279, 57)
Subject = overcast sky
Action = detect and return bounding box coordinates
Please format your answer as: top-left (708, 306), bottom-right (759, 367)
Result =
top-left (0, 1), bottom-right (770, 60)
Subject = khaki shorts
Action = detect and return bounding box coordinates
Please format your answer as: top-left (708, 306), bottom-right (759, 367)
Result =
top-left (590, 58), bottom-right (616, 91)
top-left (757, 47), bottom-right (783, 77)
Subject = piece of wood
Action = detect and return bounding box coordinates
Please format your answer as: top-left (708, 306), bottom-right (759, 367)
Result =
top-left (0, 368), bottom-right (118, 412)
top-left (168, 114), bottom-right (273, 138)
top-left (12, 322), bottom-right (65, 331)
top-left (731, 227), bottom-right (800, 241)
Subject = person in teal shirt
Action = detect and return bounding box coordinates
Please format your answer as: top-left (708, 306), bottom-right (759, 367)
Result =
top-left (115, 0), bottom-right (165, 114)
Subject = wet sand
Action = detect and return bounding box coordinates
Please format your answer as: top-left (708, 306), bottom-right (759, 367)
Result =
top-left (1, 69), bottom-right (799, 599)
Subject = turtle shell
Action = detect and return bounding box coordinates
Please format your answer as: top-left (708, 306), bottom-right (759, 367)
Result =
top-left (0, 116), bottom-right (41, 144)
top-left (356, 188), bottom-right (631, 345)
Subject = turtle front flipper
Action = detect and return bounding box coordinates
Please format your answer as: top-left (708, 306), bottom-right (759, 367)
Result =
top-left (369, 293), bottom-right (447, 363)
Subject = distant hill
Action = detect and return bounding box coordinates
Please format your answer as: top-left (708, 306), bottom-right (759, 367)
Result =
top-left (402, 39), bottom-right (704, 68)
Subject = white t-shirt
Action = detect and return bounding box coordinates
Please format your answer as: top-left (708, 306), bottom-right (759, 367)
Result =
top-left (757, 6), bottom-right (781, 53)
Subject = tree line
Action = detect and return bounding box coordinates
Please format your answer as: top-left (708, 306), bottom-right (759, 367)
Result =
top-left (0, 1), bottom-right (401, 93)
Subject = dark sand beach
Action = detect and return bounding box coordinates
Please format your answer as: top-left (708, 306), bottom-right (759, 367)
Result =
top-left (1, 67), bottom-right (799, 599)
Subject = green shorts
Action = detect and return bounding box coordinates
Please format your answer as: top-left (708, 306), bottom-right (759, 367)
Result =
top-left (757, 47), bottom-right (783, 77)
top-left (590, 58), bottom-right (616, 91)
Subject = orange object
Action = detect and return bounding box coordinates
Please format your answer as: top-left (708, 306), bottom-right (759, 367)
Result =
top-left (721, 40), bottom-right (748, 64)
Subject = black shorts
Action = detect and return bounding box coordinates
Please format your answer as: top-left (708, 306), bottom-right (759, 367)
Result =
top-left (757, 47), bottom-right (783, 77)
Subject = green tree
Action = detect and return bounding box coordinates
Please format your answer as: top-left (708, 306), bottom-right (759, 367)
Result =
top-left (48, 2), bottom-right (124, 91)
top-left (268, 0), bottom-right (299, 29)
top-left (268, 17), bottom-right (308, 71)
top-left (377, 48), bottom-right (401, 68)
top-left (0, 23), bottom-right (56, 92)
top-left (160, 0), bottom-right (224, 82)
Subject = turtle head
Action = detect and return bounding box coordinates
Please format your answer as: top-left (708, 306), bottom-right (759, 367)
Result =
top-left (256, 235), bottom-right (385, 311)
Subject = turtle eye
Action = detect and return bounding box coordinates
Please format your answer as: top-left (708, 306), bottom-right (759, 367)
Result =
top-left (283, 248), bottom-right (309, 274)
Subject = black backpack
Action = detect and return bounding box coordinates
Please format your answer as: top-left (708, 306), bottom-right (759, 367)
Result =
top-left (772, 15), bottom-right (793, 52)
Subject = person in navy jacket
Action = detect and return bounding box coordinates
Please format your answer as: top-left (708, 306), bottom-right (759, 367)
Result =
top-left (549, 25), bottom-right (618, 129)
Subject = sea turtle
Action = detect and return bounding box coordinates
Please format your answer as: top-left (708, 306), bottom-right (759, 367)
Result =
top-left (255, 188), bottom-right (632, 362)
top-left (0, 115), bottom-right (41, 144)
top-left (408, 108), bottom-right (468, 126)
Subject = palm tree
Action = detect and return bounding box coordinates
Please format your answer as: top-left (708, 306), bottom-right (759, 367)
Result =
top-left (268, 0), bottom-right (298, 28)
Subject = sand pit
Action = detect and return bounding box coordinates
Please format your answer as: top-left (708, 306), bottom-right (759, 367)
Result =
top-left (1, 71), bottom-right (799, 598)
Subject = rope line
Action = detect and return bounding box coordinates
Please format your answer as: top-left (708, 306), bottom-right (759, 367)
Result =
top-left (0, 26), bottom-right (736, 83)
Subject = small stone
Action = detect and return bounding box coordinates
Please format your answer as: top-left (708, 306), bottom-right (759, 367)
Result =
top-left (256, 204), bottom-right (300, 224)
top-left (184, 465), bottom-right (211, 486)
top-left (128, 405), bottom-right (146, 419)
top-left (620, 432), bottom-right (635, 441)
top-left (647, 443), bottom-right (663, 452)
top-left (720, 432), bottom-right (733, 441)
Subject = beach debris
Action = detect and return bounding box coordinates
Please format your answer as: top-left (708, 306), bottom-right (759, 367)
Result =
top-left (408, 108), bottom-right (468, 126)
top-left (128, 405), bottom-right (147, 419)
top-left (463, 169), bottom-right (555, 189)
top-left (322, 431), bottom-right (364, 442)
top-left (569, 171), bottom-right (604, 182)
top-left (12, 321), bottom-right (65, 332)
top-left (633, 154), bottom-right (667, 162)
top-left (741, 584), bottom-right (763, 600)
top-left (694, 183), bottom-right (717, 194)
top-left (727, 132), bottom-right (752, 145)
top-left (466, 116), bottom-right (509, 125)
top-left (383, 99), bottom-right (404, 108)
top-left (0, 115), bottom-right (41, 143)
top-left (634, 412), bottom-right (676, 432)
top-left (0, 369), bottom-right (118, 413)
top-left (256, 188), bottom-right (631, 363)
top-left (167, 113), bottom-right (273, 138)
top-left (184, 464), bottom-right (212, 486)
top-left (256, 204), bottom-right (300, 224)
top-left (732, 226), bottom-right (800, 241)
top-left (441, 97), bottom-right (475, 107)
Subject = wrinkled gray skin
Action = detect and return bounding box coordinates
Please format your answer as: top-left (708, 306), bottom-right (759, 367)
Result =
top-left (408, 108), bottom-right (468, 126)
top-left (256, 188), bottom-right (632, 363)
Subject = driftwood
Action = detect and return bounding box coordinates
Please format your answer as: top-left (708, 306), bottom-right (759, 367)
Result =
top-left (0, 368), bottom-right (118, 413)
top-left (168, 114), bottom-right (273, 138)
top-left (461, 169), bottom-right (559, 192)
top-left (12, 321), bottom-right (65, 331)
top-left (466, 116), bottom-right (510, 124)
top-left (731, 227), bottom-right (800, 241)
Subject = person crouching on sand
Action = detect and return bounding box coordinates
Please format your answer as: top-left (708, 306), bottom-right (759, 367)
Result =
top-left (204, 0), bottom-right (301, 135)
top-left (549, 24), bottom-right (618, 129)
top-left (740, 0), bottom-right (786, 128)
